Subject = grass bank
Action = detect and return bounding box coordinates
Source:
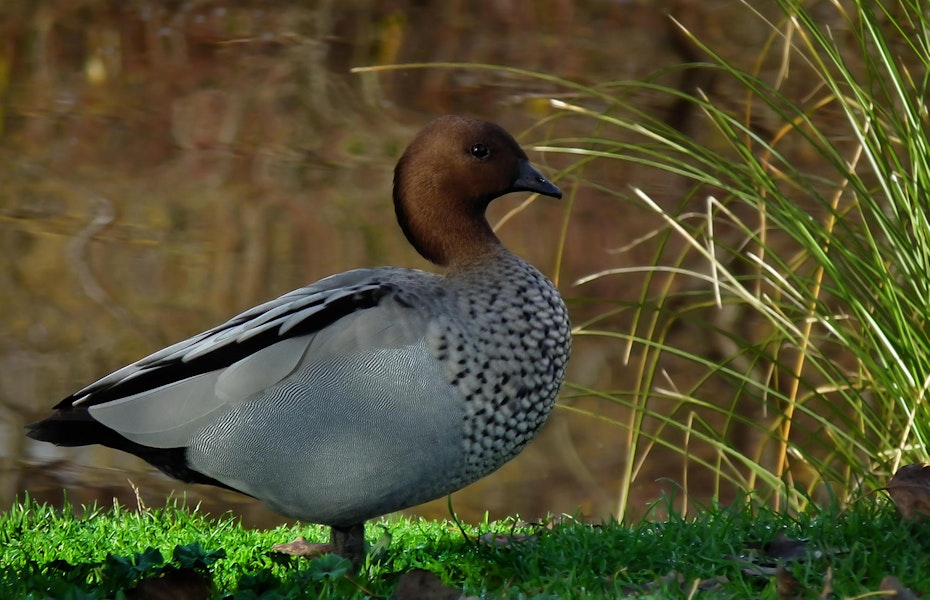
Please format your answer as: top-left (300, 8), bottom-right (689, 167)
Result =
top-left (1, 496), bottom-right (925, 599)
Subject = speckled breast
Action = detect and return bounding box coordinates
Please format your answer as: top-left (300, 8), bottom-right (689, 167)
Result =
top-left (427, 256), bottom-right (571, 486)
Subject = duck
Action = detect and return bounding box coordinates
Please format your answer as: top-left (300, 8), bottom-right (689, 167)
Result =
top-left (26, 115), bottom-right (572, 568)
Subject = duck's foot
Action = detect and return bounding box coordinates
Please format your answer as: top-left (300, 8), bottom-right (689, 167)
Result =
top-left (272, 536), bottom-right (331, 557)
top-left (330, 523), bottom-right (366, 570)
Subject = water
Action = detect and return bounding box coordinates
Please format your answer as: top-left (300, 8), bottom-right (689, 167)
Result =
top-left (1, 0), bottom-right (849, 526)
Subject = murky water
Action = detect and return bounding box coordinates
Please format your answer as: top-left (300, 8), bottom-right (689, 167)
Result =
top-left (1, 1), bottom-right (853, 527)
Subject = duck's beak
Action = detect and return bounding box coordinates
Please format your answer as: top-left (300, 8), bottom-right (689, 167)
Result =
top-left (512, 159), bottom-right (562, 199)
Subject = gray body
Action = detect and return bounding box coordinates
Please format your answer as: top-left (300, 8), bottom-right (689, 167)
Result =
top-left (80, 260), bottom-right (569, 526)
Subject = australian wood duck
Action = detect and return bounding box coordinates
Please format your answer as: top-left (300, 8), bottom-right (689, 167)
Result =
top-left (27, 115), bottom-right (572, 567)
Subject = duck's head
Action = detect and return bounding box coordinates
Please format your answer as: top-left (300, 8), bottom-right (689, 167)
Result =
top-left (393, 115), bottom-right (562, 268)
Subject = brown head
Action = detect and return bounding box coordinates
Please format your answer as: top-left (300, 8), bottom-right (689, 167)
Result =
top-left (393, 115), bottom-right (562, 268)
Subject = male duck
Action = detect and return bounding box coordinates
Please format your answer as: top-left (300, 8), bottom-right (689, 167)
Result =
top-left (28, 115), bottom-right (572, 567)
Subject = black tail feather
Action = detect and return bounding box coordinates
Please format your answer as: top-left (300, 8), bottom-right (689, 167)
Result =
top-left (26, 409), bottom-right (240, 493)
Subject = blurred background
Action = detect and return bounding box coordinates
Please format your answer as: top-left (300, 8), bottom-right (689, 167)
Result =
top-left (1, 0), bottom-right (852, 528)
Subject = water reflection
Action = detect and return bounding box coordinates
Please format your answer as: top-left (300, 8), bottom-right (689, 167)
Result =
top-left (2, 0), bottom-right (850, 526)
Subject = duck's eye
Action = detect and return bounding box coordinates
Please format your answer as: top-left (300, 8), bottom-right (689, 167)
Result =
top-left (470, 143), bottom-right (490, 159)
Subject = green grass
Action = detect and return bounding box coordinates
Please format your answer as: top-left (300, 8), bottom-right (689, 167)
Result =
top-left (1, 495), bottom-right (927, 598)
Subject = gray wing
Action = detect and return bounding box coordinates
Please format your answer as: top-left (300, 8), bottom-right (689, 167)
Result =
top-left (84, 277), bottom-right (446, 450)
top-left (65, 268), bottom-right (405, 409)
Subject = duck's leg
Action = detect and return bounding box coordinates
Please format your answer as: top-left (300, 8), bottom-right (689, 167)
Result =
top-left (330, 523), bottom-right (366, 569)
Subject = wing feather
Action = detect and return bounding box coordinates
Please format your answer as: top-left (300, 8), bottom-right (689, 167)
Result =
top-left (65, 271), bottom-right (408, 407)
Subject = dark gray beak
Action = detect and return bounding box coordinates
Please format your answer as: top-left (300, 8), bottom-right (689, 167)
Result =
top-left (512, 159), bottom-right (562, 199)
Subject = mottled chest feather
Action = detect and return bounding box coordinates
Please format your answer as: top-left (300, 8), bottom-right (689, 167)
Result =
top-left (424, 256), bottom-right (571, 478)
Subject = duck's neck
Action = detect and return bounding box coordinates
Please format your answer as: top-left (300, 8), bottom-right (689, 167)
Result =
top-left (396, 195), bottom-right (507, 268)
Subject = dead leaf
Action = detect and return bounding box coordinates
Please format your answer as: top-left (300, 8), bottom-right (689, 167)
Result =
top-left (886, 463), bottom-right (930, 521)
top-left (128, 568), bottom-right (210, 600)
top-left (272, 536), bottom-right (331, 557)
top-left (391, 569), bottom-right (475, 600)
top-left (775, 564), bottom-right (804, 600)
top-left (878, 575), bottom-right (920, 600)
